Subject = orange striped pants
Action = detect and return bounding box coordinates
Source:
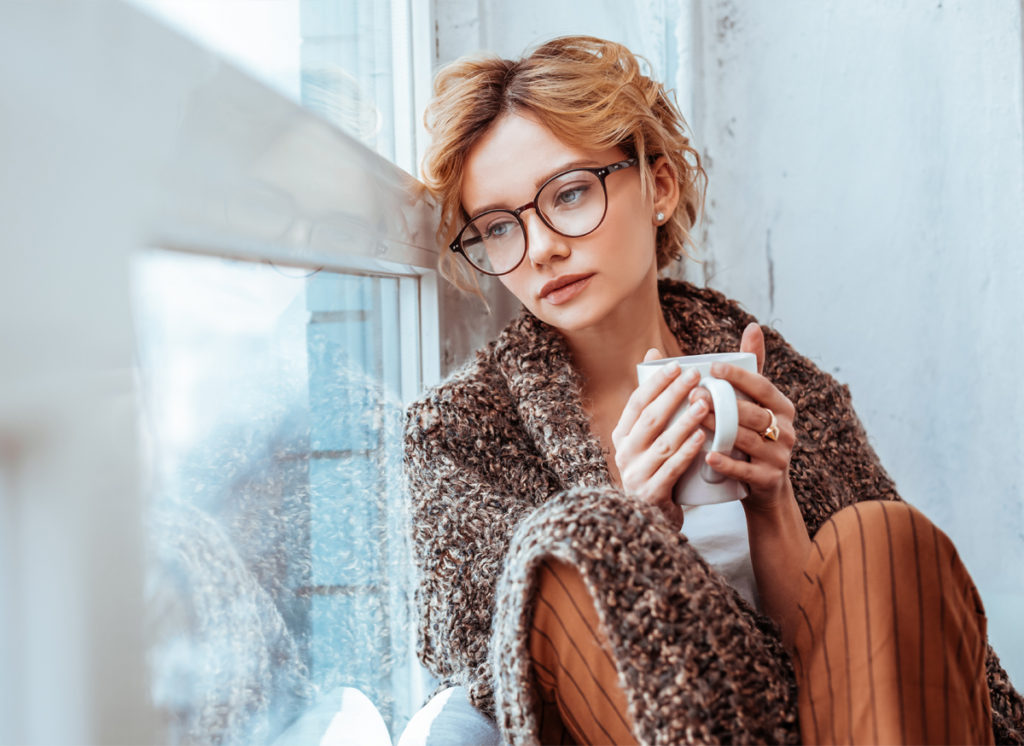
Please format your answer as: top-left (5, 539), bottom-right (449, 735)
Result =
top-left (529, 500), bottom-right (993, 745)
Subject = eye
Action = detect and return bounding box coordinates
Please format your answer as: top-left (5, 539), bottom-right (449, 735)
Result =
top-left (555, 184), bottom-right (590, 206)
top-left (484, 218), bottom-right (518, 239)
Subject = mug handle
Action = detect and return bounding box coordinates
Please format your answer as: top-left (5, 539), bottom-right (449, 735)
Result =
top-left (696, 376), bottom-right (738, 484)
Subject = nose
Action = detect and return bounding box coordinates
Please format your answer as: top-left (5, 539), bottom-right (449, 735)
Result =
top-left (522, 210), bottom-right (570, 267)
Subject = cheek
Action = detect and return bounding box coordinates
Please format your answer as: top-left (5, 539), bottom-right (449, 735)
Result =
top-left (605, 209), bottom-right (658, 269)
top-left (498, 269), bottom-right (532, 307)
top-left (607, 187), bottom-right (655, 244)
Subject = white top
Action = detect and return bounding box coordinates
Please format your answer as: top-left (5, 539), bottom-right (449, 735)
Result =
top-left (681, 500), bottom-right (760, 611)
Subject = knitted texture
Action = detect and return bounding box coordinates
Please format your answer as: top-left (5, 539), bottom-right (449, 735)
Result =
top-left (403, 279), bottom-right (1024, 743)
top-left (492, 486), bottom-right (799, 745)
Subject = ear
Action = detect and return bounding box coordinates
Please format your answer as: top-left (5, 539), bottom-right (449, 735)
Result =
top-left (650, 155), bottom-right (680, 224)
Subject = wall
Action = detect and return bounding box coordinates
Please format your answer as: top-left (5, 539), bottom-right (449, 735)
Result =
top-left (432, 0), bottom-right (1024, 684)
top-left (692, 0), bottom-right (1024, 683)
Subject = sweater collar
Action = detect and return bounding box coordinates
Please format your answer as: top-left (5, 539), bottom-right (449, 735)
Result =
top-left (492, 309), bottom-right (611, 491)
top-left (490, 279), bottom-right (722, 492)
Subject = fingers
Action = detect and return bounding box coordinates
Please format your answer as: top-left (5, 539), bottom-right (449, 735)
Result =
top-left (617, 398), bottom-right (709, 502)
top-left (646, 426), bottom-right (705, 496)
top-left (734, 401), bottom-right (794, 445)
top-left (614, 364), bottom-right (701, 446)
top-left (644, 398), bottom-right (708, 469)
top-left (616, 362), bottom-right (679, 438)
top-left (705, 449), bottom-right (780, 492)
top-left (740, 322), bottom-right (766, 375)
top-left (643, 347), bottom-right (665, 363)
top-left (687, 380), bottom-right (794, 434)
top-left (693, 402), bottom-right (794, 457)
top-left (616, 377), bottom-right (708, 470)
top-left (703, 361), bottom-right (795, 419)
top-left (695, 391), bottom-right (795, 503)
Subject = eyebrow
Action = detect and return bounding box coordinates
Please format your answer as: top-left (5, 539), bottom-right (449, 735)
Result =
top-left (464, 158), bottom-right (604, 217)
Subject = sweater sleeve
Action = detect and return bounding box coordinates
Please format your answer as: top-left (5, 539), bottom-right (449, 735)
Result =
top-left (403, 381), bottom-right (559, 715)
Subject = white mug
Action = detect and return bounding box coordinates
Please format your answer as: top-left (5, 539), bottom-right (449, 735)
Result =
top-left (635, 352), bottom-right (757, 506)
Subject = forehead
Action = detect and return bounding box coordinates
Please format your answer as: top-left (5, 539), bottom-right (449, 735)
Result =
top-left (460, 112), bottom-right (619, 215)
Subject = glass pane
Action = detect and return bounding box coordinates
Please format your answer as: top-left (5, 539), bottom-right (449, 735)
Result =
top-left (133, 249), bottom-right (422, 745)
top-left (126, 0), bottom-right (409, 164)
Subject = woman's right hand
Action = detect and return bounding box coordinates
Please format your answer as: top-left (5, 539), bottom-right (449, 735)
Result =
top-left (610, 348), bottom-right (709, 532)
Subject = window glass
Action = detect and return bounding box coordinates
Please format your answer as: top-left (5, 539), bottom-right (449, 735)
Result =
top-left (126, 0), bottom-right (413, 168)
top-left (133, 249), bottom-right (424, 744)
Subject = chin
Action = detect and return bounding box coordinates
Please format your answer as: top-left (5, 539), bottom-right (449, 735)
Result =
top-left (528, 299), bottom-right (609, 334)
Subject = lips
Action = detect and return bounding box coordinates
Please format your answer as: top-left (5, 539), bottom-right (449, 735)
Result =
top-left (538, 273), bottom-right (594, 305)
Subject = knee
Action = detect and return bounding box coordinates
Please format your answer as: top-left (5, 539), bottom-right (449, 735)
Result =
top-left (821, 499), bottom-right (942, 553)
top-left (815, 501), bottom-right (970, 594)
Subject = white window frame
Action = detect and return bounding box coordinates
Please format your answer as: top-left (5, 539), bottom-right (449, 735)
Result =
top-left (0, 1), bottom-right (440, 743)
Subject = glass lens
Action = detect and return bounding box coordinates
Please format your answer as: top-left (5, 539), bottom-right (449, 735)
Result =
top-left (460, 211), bottom-right (525, 274)
top-left (537, 169), bottom-right (606, 237)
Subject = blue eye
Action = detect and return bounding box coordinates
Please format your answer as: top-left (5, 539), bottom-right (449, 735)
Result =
top-left (485, 219), bottom-right (517, 239)
top-left (555, 184), bottom-right (589, 206)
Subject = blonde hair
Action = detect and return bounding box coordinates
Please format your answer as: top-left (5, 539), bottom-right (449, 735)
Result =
top-left (421, 35), bottom-right (707, 292)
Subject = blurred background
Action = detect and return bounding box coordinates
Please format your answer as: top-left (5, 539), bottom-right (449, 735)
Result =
top-left (1, 1), bottom-right (1021, 744)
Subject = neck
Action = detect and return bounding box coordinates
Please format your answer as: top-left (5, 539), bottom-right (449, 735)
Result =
top-left (561, 277), bottom-right (681, 397)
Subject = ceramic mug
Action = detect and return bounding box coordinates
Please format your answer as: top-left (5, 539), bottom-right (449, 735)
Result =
top-left (635, 352), bottom-right (757, 506)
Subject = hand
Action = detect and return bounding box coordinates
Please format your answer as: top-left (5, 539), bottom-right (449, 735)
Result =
top-left (611, 348), bottom-right (708, 531)
top-left (690, 322), bottom-right (798, 512)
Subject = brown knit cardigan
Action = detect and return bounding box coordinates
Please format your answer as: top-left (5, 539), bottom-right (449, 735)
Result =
top-left (403, 279), bottom-right (1024, 744)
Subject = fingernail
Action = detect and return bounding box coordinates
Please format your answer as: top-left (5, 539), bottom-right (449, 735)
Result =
top-left (691, 399), bottom-right (708, 414)
top-left (710, 363), bottom-right (725, 376)
top-left (664, 362), bottom-right (682, 377)
top-left (685, 368), bottom-right (700, 382)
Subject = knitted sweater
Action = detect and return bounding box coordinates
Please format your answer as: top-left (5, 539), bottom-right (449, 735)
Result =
top-left (403, 279), bottom-right (1024, 744)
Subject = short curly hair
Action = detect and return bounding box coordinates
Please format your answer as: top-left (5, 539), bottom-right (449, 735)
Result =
top-left (421, 35), bottom-right (707, 292)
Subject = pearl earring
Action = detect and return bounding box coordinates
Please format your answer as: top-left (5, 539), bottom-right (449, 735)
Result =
top-left (656, 212), bottom-right (665, 223)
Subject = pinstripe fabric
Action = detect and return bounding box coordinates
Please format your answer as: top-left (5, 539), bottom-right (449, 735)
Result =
top-left (531, 560), bottom-right (637, 745)
top-left (530, 502), bottom-right (994, 745)
top-left (790, 501), bottom-right (993, 745)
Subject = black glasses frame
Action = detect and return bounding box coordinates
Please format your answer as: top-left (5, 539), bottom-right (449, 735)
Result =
top-left (449, 157), bottom-right (640, 277)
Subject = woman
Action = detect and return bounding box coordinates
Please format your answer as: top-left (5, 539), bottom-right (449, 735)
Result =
top-left (404, 36), bottom-right (1023, 744)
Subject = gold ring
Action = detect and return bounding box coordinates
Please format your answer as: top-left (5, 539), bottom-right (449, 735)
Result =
top-left (761, 408), bottom-right (780, 441)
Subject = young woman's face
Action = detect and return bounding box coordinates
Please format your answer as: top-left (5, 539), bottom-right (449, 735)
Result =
top-left (459, 112), bottom-right (663, 333)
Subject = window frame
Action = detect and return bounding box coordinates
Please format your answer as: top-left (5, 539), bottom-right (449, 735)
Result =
top-left (0, 1), bottom-right (441, 743)
top-left (143, 4), bottom-right (443, 391)
top-left (136, 0), bottom-right (444, 732)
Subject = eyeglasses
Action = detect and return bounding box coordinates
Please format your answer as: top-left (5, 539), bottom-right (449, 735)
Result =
top-left (449, 158), bottom-right (640, 276)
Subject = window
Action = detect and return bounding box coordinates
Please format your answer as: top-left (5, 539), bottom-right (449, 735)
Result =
top-left (1, 2), bottom-right (450, 742)
top-left (119, 2), bottom-right (441, 743)
top-left (126, 0), bottom-right (427, 174)
top-left (135, 252), bottom-right (428, 742)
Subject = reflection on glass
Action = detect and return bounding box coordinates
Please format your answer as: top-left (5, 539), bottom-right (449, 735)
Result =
top-left (126, 0), bottom-right (404, 164)
top-left (133, 250), bottom-right (423, 745)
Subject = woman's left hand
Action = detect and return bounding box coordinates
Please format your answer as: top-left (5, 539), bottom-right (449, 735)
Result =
top-left (690, 322), bottom-right (797, 512)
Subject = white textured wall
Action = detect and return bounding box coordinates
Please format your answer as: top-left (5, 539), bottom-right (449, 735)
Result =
top-left (691, 0), bottom-right (1024, 684)
top-left (434, 0), bottom-right (1024, 684)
